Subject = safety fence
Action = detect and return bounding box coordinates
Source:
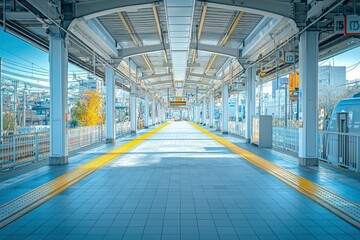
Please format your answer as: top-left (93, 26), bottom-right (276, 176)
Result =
top-left (272, 127), bottom-right (299, 153)
top-left (319, 131), bottom-right (359, 172)
top-left (227, 122), bottom-right (299, 152)
top-left (0, 122), bottom-right (131, 171)
top-left (228, 122), bottom-right (246, 138)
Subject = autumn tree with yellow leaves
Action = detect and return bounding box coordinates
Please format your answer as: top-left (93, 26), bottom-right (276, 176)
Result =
top-left (72, 90), bottom-right (105, 126)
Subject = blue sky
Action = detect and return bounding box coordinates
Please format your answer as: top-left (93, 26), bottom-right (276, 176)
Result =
top-left (0, 30), bottom-right (83, 73)
top-left (1, 29), bottom-right (360, 80)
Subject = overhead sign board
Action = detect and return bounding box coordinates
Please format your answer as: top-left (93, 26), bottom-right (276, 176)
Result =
top-left (289, 73), bottom-right (295, 92)
top-left (334, 16), bottom-right (344, 34)
top-left (296, 71), bottom-right (299, 89)
top-left (284, 51), bottom-right (295, 63)
top-left (170, 101), bottom-right (186, 106)
top-left (345, 15), bottom-right (360, 35)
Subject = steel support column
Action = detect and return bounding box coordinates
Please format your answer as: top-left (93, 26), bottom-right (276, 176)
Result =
top-left (196, 105), bottom-right (200, 123)
top-left (222, 83), bottom-right (229, 134)
top-left (299, 31), bottom-right (319, 166)
top-left (105, 65), bottom-right (115, 143)
top-left (157, 102), bottom-right (160, 124)
top-left (152, 99), bottom-right (156, 125)
top-left (144, 93), bottom-right (149, 128)
top-left (130, 84), bottom-right (137, 133)
top-left (235, 93), bottom-right (239, 123)
top-left (209, 93), bottom-right (214, 128)
top-left (49, 27), bottom-right (68, 165)
top-left (202, 100), bottom-right (206, 126)
top-left (245, 66), bottom-right (256, 142)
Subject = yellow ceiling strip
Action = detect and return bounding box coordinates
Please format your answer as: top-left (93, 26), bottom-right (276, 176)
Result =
top-left (118, 12), bottom-right (139, 46)
top-left (153, 6), bottom-right (163, 42)
top-left (219, 11), bottom-right (244, 46)
top-left (204, 11), bottom-right (243, 74)
top-left (192, 4), bottom-right (207, 64)
top-left (118, 11), bottom-right (154, 74)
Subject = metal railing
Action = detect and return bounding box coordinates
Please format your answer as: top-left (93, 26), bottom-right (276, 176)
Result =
top-left (319, 131), bottom-right (359, 172)
top-left (272, 126), bottom-right (299, 153)
top-left (228, 121), bottom-right (246, 138)
top-left (0, 122), bottom-right (131, 171)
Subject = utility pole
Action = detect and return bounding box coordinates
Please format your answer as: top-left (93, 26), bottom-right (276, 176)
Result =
top-left (0, 58), bottom-right (3, 138)
top-left (23, 85), bottom-right (27, 126)
top-left (13, 81), bottom-right (17, 134)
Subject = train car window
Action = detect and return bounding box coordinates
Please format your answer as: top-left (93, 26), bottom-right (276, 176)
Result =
top-left (347, 105), bottom-right (360, 133)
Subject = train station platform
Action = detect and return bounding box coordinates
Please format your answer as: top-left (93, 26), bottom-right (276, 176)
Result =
top-left (0, 122), bottom-right (359, 240)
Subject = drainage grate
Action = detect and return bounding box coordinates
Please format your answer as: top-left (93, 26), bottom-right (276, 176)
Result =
top-left (191, 122), bottom-right (360, 229)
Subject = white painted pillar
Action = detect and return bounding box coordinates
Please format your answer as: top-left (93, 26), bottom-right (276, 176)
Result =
top-left (202, 100), bottom-right (206, 125)
top-left (222, 83), bottom-right (229, 134)
top-left (157, 102), bottom-right (160, 124)
top-left (235, 93), bottom-right (239, 123)
top-left (191, 106), bottom-right (195, 122)
top-left (162, 107), bottom-right (166, 122)
top-left (196, 105), bottom-right (200, 123)
top-left (299, 31), bottom-right (319, 166)
top-left (209, 93), bottom-right (214, 128)
top-left (105, 65), bottom-right (115, 143)
top-left (152, 99), bottom-right (156, 126)
top-left (49, 27), bottom-right (68, 165)
top-left (144, 93), bottom-right (149, 128)
top-left (245, 66), bottom-right (256, 142)
top-left (130, 84), bottom-right (137, 133)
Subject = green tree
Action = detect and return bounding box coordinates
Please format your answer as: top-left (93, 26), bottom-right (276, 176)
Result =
top-left (72, 90), bottom-right (104, 126)
top-left (3, 112), bottom-right (15, 133)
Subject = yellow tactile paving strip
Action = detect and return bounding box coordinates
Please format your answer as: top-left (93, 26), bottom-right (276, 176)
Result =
top-left (0, 123), bottom-right (169, 229)
top-left (190, 122), bottom-right (360, 229)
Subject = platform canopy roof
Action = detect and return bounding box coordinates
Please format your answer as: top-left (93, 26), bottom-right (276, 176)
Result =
top-left (1, 0), bottom-right (359, 102)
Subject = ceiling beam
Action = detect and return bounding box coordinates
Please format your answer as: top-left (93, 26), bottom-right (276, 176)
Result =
top-left (191, 43), bottom-right (240, 58)
top-left (119, 43), bottom-right (239, 59)
top-left (149, 81), bottom-right (173, 87)
top-left (204, 0), bottom-right (294, 20)
top-left (186, 72), bottom-right (221, 80)
top-left (119, 44), bottom-right (166, 59)
top-left (139, 73), bottom-right (172, 81)
top-left (74, 0), bottom-right (156, 20)
top-left (17, 0), bottom-right (59, 20)
top-left (186, 80), bottom-right (213, 86)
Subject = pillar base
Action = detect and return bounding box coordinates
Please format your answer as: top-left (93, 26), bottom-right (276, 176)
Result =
top-left (203, 124), bottom-right (206, 126)
top-left (299, 157), bottom-right (319, 167)
top-left (49, 156), bottom-right (68, 166)
top-left (144, 126), bottom-right (149, 129)
top-left (106, 138), bottom-right (115, 143)
top-left (210, 126), bottom-right (213, 128)
top-left (222, 131), bottom-right (228, 134)
top-left (246, 138), bottom-right (251, 143)
top-left (131, 130), bottom-right (137, 134)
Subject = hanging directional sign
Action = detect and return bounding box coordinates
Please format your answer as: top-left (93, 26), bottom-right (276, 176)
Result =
top-left (345, 15), bottom-right (360, 35)
top-left (296, 71), bottom-right (299, 89)
top-left (170, 97), bottom-right (186, 106)
top-left (283, 51), bottom-right (295, 63)
top-left (289, 73), bottom-right (295, 93)
top-left (334, 16), bottom-right (344, 34)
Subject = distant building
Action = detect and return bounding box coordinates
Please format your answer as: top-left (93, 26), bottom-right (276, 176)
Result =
top-left (272, 77), bottom-right (288, 97)
top-left (318, 65), bottom-right (346, 86)
top-left (79, 76), bottom-right (102, 92)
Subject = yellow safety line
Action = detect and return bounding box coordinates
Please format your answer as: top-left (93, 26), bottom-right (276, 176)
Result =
top-left (189, 122), bottom-right (360, 229)
top-left (0, 123), bottom-right (169, 229)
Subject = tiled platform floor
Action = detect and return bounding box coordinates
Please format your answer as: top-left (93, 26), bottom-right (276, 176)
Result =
top-left (1, 122), bottom-right (359, 239)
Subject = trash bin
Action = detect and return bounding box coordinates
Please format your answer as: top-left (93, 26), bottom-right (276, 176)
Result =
top-left (215, 120), bottom-right (220, 131)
